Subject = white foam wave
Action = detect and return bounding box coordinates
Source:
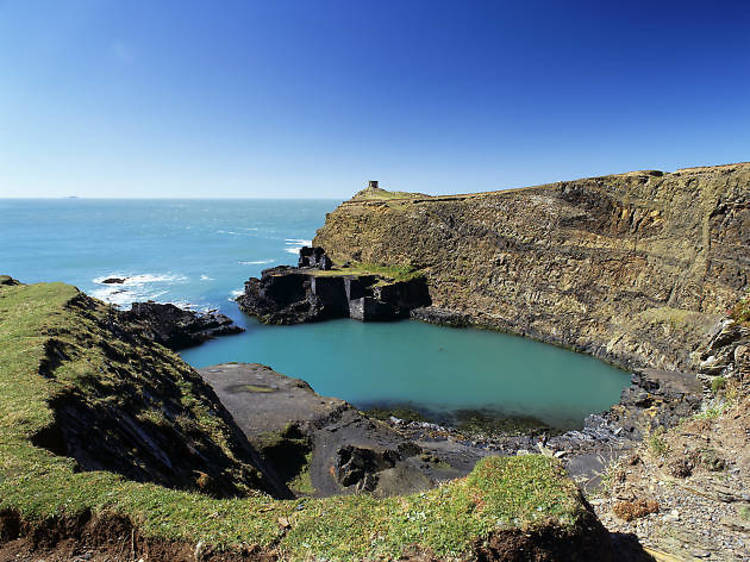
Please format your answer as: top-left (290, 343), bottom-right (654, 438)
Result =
top-left (90, 272), bottom-right (188, 308)
top-left (93, 273), bottom-right (187, 286)
top-left (238, 259), bottom-right (274, 265)
top-left (230, 289), bottom-right (244, 297)
top-left (200, 274), bottom-right (214, 281)
top-left (284, 238), bottom-right (312, 255)
top-left (161, 300), bottom-right (212, 313)
top-left (91, 287), bottom-right (168, 308)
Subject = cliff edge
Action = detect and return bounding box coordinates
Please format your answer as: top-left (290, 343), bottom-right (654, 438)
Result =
top-left (314, 163), bottom-right (750, 371)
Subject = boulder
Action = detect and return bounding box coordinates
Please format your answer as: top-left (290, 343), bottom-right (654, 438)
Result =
top-left (101, 277), bottom-right (127, 284)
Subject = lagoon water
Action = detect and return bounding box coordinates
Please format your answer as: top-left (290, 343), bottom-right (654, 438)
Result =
top-left (1, 198), bottom-right (629, 429)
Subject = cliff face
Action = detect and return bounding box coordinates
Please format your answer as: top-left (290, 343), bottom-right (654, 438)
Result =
top-left (314, 163), bottom-right (750, 371)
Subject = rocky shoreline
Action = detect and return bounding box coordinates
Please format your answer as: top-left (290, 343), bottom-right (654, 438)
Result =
top-left (121, 300), bottom-right (243, 350)
top-left (232, 247), bottom-right (712, 494)
top-left (198, 363), bottom-right (491, 498)
top-left (193, 359), bottom-right (708, 504)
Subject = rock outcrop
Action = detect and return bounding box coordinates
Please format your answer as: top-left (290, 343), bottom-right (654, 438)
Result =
top-left (298, 246), bottom-right (332, 269)
top-left (199, 363), bottom-right (487, 498)
top-left (314, 163), bottom-right (750, 373)
top-left (0, 275), bottom-right (20, 286)
top-left (237, 247), bottom-right (431, 324)
top-left (592, 312), bottom-right (750, 560)
top-left (121, 301), bottom-right (243, 350)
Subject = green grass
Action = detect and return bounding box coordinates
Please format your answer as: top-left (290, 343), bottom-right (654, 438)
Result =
top-left (647, 427), bottom-right (670, 456)
top-left (711, 376), bottom-right (726, 395)
top-left (310, 262), bottom-right (424, 283)
top-left (287, 452), bottom-right (315, 496)
top-left (693, 404), bottom-right (727, 420)
top-left (0, 280), bottom-right (590, 560)
top-left (730, 291), bottom-right (750, 327)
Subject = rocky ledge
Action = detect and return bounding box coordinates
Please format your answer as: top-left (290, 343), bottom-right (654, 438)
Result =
top-left (236, 247), bottom-right (430, 324)
top-left (199, 363), bottom-right (491, 498)
top-left (121, 301), bottom-right (244, 350)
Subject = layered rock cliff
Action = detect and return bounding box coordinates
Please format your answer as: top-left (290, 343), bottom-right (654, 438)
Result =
top-left (314, 163), bottom-right (750, 371)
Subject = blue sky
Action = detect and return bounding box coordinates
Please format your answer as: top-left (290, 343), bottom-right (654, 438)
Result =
top-left (1, 0), bottom-right (748, 198)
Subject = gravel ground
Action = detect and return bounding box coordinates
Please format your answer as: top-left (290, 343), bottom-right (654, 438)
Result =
top-left (592, 392), bottom-right (750, 561)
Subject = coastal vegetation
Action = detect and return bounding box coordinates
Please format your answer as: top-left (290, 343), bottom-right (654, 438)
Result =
top-left (730, 290), bottom-right (750, 327)
top-left (0, 280), bottom-right (606, 560)
top-left (309, 261), bottom-right (424, 283)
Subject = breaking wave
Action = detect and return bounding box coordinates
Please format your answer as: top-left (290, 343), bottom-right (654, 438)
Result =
top-left (91, 272), bottom-right (188, 308)
top-left (284, 238), bottom-right (312, 255)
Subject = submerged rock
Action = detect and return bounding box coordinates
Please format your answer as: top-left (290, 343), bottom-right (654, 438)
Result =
top-left (101, 277), bottom-right (127, 284)
top-left (237, 247), bottom-right (431, 324)
top-left (122, 301), bottom-right (244, 350)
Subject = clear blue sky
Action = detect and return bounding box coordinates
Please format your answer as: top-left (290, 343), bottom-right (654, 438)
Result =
top-left (1, 0), bottom-right (748, 198)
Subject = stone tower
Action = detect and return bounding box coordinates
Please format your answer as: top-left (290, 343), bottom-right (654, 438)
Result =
top-left (368, 180), bottom-right (379, 189)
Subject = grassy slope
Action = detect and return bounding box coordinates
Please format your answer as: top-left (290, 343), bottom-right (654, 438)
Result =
top-left (0, 281), bottom-right (589, 560)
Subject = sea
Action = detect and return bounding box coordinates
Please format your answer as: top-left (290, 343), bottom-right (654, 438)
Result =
top-left (0, 198), bottom-right (630, 430)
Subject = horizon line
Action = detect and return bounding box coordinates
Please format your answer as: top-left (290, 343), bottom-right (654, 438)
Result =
top-left (0, 196), bottom-right (346, 201)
